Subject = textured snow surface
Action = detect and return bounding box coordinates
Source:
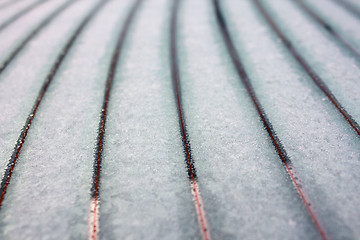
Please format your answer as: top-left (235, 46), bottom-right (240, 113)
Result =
top-left (0, 0), bottom-right (39, 24)
top-left (0, 0), bottom-right (67, 65)
top-left (99, 0), bottom-right (199, 239)
top-left (0, 0), bottom-right (97, 187)
top-left (345, 0), bottom-right (360, 9)
top-left (178, 0), bottom-right (318, 239)
top-left (263, 0), bottom-right (360, 125)
top-left (226, 0), bottom-right (360, 239)
top-left (303, 0), bottom-right (360, 49)
top-left (0, 0), bottom-right (359, 239)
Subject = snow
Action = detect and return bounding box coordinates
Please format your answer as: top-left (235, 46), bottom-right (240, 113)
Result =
top-left (0, 1), bottom-right (99, 238)
top-left (0, 0), bottom-right (67, 65)
top-left (303, 0), bottom-right (360, 50)
top-left (99, 0), bottom-right (199, 238)
top-left (0, 0), bottom-right (97, 188)
top-left (261, 0), bottom-right (360, 125)
top-left (223, 0), bottom-right (360, 238)
top-left (344, 0), bottom-right (360, 9)
top-left (0, 0), bottom-right (41, 29)
top-left (0, 0), bottom-right (19, 10)
top-left (178, 0), bottom-right (319, 238)
top-left (0, 0), bottom-right (359, 239)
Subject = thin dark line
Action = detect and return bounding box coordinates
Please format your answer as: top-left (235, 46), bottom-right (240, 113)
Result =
top-left (89, 1), bottom-right (143, 239)
top-left (332, 0), bottom-right (360, 20)
top-left (170, 0), bottom-right (211, 239)
top-left (0, 0), bottom-right (107, 210)
top-left (0, 0), bottom-right (76, 76)
top-left (0, 0), bottom-right (47, 32)
top-left (213, 0), bottom-right (329, 239)
top-left (293, 0), bottom-right (360, 59)
top-left (254, 0), bottom-right (360, 137)
top-left (0, 0), bottom-right (21, 11)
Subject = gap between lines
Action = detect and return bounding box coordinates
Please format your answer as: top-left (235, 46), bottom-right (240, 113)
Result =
top-left (170, 0), bottom-right (211, 239)
top-left (0, 0), bottom-right (75, 75)
top-left (254, 0), bottom-right (360, 138)
top-left (0, 0), bottom-right (48, 32)
top-left (0, 0), bottom-right (107, 210)
top-left (293, 0), bottom-right (360, 59)
top-left (332, 0), bottom-right (360, 20)
top-left (0, 0), bottom-right (21, 11)
top-left (88, 1), bottom-right (143, 239)
top-left (213, 0), bottom-right (329, 239)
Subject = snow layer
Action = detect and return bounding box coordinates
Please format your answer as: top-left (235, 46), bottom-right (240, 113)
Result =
top-left (302, 0), bottom-right (360, 50)
top-left (0, 0), bottom-right (40, 28)
top-left (344, 0), bottom-right (360, 9)
top-left (0, 0), bottom-right (19, 10)
top-left (176, 0), bottom-right (320, 239)
top-left (263, 0), bottom-right (360, 125)
top-left (99, 0), bottom-right (200, 238)
top-left (0, 0), bottom-right (359, 239)
top-left (0, 0), bottom-right (67, 65)
top-left (0, 1), bottom-right (101, 239)
top-left (0, 0), bottom-right (96, 183)
top-left (224, 0), bottom-right (360, 238)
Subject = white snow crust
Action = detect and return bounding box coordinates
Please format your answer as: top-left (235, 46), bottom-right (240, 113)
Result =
top-left (0, 0), bottom-right (359, 239)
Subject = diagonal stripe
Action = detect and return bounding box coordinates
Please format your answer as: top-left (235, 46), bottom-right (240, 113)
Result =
top-left (213, 0), bottom-right (329, 239)
top-left (170, 0), bottom-right (211, 239)
top-left (253, 0), bottom-right (360, 138)
top-left (88, 1), bottom-right (143, 239)
top-left (0, 0), bottom-right (48, 32)
top-left (293, 0), bottom-right (360, 59)
top-left (0, 0), bottom-right (21, 11)
top-left (0, 0), bottom-right (76, 75)
top-left (332, 0), bottom-right (360, 20)
top-left (0, 0), bottom-right (107, 211)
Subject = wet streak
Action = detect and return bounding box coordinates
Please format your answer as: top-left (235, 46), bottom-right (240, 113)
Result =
top-left (332, 0), bottom-right (360, 20)
top-left (0, 0), bottom-right (107, 210)
top-left (88, 0), bottom-right (143, 239)
top-left (0, 0), bottom-right (75, 76)
top-left (0, 0), bottom-right (48, 32)
top-left (255, 0), bottom-right (360, 138)
top-left (293, 0), bottom-right (360, 59)
top-left (170, 0), bottom-right (210, 239)
top-left (213, 0), bottom-right (329, 239)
